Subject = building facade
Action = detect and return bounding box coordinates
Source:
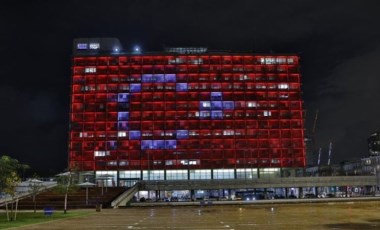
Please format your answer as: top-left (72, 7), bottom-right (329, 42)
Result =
top-left (369, 131), bottom-right (380, 156)
top-left (69, 38), bottom-right (305, 186)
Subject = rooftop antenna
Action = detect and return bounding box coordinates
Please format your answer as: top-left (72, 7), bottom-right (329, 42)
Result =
top-left (312, 110), bottom-right (319, 165)
top-left (317, 147), bottom-right (322, 166)
top-left (327, 142), bottom-right (333, 166)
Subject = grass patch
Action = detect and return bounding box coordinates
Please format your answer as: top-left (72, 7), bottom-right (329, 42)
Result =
top-left (0, 210), bottom-right (93, 229)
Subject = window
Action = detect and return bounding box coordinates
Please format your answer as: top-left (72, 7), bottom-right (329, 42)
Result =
top-left (223, 130), bottom-right (234, 136)
top-left (142, 74), bottom-right (153, 82)
top-left (211, 92), bottom-right (222, 101)
top-left (118, 121), bottom-right (128, 130)
top-left (152, 140), bottom-right (165, 149)
top-left (236, 168), bottom-right (258, 179)
top-left (200, 111), bottom-right (210, 119)
top-left (94, 151), bottom-right (110, 157)
top-left (263, 111), bottom-right (272, 117)
top-left (89, 43), bottom-right (100, 49)
top-left (176, 130), bottom-right (189, 139)
top-left (211, 101), bottom-right (222, 110)
top-left (189, 160), bottom-right (199, 165)
top-left (165, 140), bottom-right (177, 149)
top-left (107, 161), bottom-right (117, 166)
top-left (129, 131), bottom-right (141, 140)
top-left (117, 93), bottom-right (129, 102)
top-left (119, 170), bottom-right (141, 179)
top-left (141, 140), bottom-right (153, 150)
top-left (119, 161), bottom-right (129, 166)
top-left (77, 43), bottom-right (88, 49)
top-left (247, 102), bottom-right (257, 108)
top-left (85, 67), bottom-right (96, 73)
top-left (223, 101), bottom-right (234, 110)
top-left (211, 110), bottom-right (223, 119)
top-left (118, 131), bottom-right (127, 137)
top-left (278, 84), bottom-right (289, 89)
top-left (213, 169), bottom-right (234, 179)
top-left (163, 74), bottom-right (175, 82)
top-left (190, 170), bottom-right (211, 180)
top-left (130, 84), bottom-right (141, 92)
top-left (199, 101), bottom-right (211, 109)
top-left (118, 112), bottom-right (129, 121)
top-left (259, 168), bottom-right (280, 179)
top-left (107, 141), bottom-right (117, 150)
top-left (153, 74), bottom-right (164, 82)
top-left (166, 170), bottom-right (188, 180)
top-left (176, 83), bottom-right (188, 91)
top-left (143, 170), bottom-right (164, 180)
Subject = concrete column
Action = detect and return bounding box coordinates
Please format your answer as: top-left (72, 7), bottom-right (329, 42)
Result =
top-left (285, 188), bottom-right (288, 198)
top-left (345, 186), bottom-right (348, 197)
top-left (315, 187), bottom-right (319, 197)
top-left (299, 187), bottom-right (303, 198)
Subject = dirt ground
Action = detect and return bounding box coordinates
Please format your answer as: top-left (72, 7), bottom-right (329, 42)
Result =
top-left (15, 201), bottom-right (380, 230)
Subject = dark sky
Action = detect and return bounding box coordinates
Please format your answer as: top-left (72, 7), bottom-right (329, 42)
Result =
top-left (1, 0), bottom-right (380, 175)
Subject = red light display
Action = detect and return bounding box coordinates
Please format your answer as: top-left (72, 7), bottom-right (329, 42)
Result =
top-left (70, 54), bottom-right (305, 173)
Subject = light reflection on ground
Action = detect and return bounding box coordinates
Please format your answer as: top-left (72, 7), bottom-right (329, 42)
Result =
top-left (16, 201), bottom-right (380, 230)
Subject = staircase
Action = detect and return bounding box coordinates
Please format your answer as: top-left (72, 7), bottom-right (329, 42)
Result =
top-left (17, 187), bottom-right (126, 210)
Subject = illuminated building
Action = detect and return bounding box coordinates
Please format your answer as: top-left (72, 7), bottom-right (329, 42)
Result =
top-left (69, 38), bottom-right (305, 185)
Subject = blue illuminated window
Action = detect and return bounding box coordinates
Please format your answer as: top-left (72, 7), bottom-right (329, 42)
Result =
top-left (118, 112), bottom-right (129, 121)
top-left (165, 74), bottom-right (176, 82)
top-left (107, 141), bottom-right (117, 150)
top-left (211, 101), bottom-right (222, 110)
top-left (176, 130), bottom-right (189, 139)
top-left (153, 140), bottom-right (165, 149)
top-left (211, 111), bottom-right (223, 119)
top-left (130, 84), bottom-right (141, 92)
top-left (77, 43), bottom-right (88, 49)
top-left (153, 74), bottom-right (165, 83)
top-left (165, 140), bottom-right (177, 149)
top-left (211, 92), bottom-right (222, 101)
top-left (223, 101), bottom-right (234, 110)
top-left (118, 121), bottom-right (128, 131)
top-left (199, 101), bottom-right (211, 110)
top-left (141, 140), bottom-right (153, 150)
top-left (118, 93), bottom-right (129, 102)
top-left (176, 83), bottom-right (188, 91)
top-left (200, 111), bottom-right (210, 119)
top-left (142, 74), bottom-right (153, 82)
top-left (129, 131), bottom-right (141, 140)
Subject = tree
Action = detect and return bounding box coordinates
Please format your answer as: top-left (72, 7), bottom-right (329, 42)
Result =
top-left (0, 155), bottom-right (27, 221)
top-left (28, 175), bottom-right (44, 213)
top-left (54, 169), bottom-right (79, 214)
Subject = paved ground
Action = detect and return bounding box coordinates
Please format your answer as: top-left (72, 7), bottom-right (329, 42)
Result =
top-left (15, 201), bottom-right (380, 230)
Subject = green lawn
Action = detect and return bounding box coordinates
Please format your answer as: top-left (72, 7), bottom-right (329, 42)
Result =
top-left (0, 210), bottom-right (93, 229)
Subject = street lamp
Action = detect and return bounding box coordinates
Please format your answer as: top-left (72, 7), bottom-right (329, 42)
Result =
top-left (78, 182), bottom-right (96, 205)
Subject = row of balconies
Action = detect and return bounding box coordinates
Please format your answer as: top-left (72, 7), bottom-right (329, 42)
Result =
top-left (72, 74), bottom-right (300, 84)
top-left (71, 159), bottom-right (305, 171)
top-left (73, 65), bottom-right (299, 75)
top-left (73, 56), bottom-right (298, 66)
top-left (70, 124), bottom-right (303, 131)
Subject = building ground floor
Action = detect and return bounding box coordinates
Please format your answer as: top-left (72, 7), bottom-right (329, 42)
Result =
top-left (134, 185), bottom-right (378, 203)
top-left (77, 167), bottom-right (302, 187)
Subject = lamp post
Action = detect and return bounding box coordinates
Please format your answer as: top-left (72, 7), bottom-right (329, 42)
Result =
top-left (78, 182), bottom-right (96, 205)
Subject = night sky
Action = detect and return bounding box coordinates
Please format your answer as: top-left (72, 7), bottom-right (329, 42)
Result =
top-left (1, 0), bottom-right (379, 175)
